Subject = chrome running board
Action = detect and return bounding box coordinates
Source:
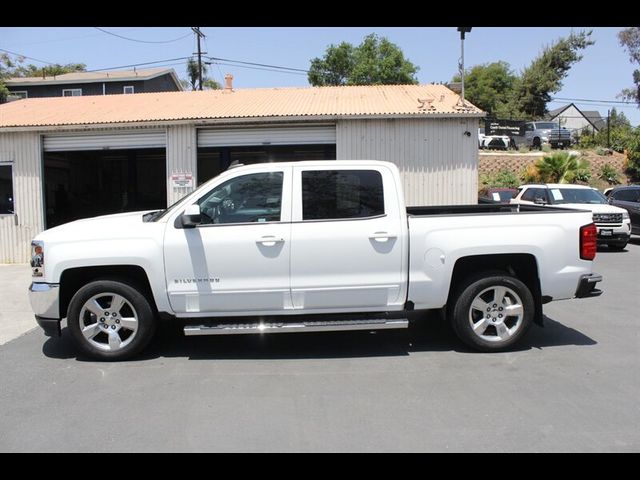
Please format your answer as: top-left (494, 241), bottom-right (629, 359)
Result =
top-left (184, 318), bottom-right (409, 336)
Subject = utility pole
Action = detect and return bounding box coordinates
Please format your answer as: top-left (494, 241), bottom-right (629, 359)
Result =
top-left (607, 109), bottom-right (611, 149)
top-left (455, 27), bottom-right (472, 110)
top-left (191, 27), bottom-right (206, 90)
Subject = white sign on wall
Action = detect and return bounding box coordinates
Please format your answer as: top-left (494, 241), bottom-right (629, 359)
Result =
top-left (171, 172), bottom-right (193, 188)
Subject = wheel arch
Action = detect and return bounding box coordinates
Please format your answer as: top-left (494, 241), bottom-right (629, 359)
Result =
top-left (447, 253), bottom-right (544, 326)
top-left (59, 265), bottom-right (157, 319)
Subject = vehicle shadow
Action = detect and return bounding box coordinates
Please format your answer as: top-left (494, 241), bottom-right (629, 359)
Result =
top-left (42, 311), bottom-right (597, 362)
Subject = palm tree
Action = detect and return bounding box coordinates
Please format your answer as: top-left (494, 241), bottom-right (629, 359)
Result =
top-left (534, 152), bottom-right (590, 184)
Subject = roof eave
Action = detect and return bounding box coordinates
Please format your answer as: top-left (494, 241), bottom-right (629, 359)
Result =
top-left (0, 112), bottom-right (485, 132)
top-left (5, 69), bottom-right (178, 87)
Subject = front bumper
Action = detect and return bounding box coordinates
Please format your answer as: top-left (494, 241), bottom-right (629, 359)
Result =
top-left (28, 283), bottom-right (61, 336)
top-left (575, 273), bottom-right (603, 298)
top-left (596, 230), bottom-right (631, 244)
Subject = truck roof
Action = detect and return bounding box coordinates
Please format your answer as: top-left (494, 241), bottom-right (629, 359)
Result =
top-left (226, 159), bottom-right (398, 170)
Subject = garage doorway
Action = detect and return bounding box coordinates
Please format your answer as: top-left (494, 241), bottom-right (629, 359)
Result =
top-left (197, 144), bottom-right (336, 186)
top-left (43, 149), bottom-right (166, 228)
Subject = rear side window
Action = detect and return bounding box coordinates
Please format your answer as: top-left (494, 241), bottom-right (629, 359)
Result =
top-left (302, 170), bottom-right (384, 220)
top-left (521, 188), bottom-right (547, 203)
top-left (613, 189), bottom-right (639, 202)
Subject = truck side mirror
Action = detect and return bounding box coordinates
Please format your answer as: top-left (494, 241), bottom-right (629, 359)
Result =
top-left (534, 197), bottom-right (547, 205)
top-left (180, 204), bottom-right (202, 228)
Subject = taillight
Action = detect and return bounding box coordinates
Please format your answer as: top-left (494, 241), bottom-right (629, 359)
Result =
top-left (580, 223), bottom-right (597, 260)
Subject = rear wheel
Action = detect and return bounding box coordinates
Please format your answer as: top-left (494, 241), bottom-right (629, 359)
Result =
top-left (67, 280), bottom-right (156, 361)
top-left (532, 137), bottom-right (542, 150)
top-left (449, 273), bottom-right (534, 352)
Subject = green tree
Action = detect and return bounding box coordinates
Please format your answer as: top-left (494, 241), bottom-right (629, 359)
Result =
top-left (453, 61), bottom-right (517, 117)
top-left (308, 33), bottom-right (419, 86)
top-left (511, 31), bottom-right (594, 118)
top-left (625, 127), bottom-right (640, 182)
top-left (618, 27), bottom-right (640, 104)
top-left (535, 151), bottom-right (590, 184)
top-left (184, 57), bottom-right (221, 91)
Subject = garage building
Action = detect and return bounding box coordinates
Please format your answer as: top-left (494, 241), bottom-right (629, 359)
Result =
top-left (0, 82), bottom-right (483, 262)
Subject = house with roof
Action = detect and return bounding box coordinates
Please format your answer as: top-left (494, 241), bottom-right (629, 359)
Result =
top-left (546, 103), bottom-right (605, 135)
top-left (0, 78), bottom-right (484, 262)
top-left (3, 67), bottom-right (183, 101)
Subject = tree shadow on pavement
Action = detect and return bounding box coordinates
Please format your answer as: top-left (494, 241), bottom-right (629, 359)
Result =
top-left (42, 311), bottom-right (596, 362)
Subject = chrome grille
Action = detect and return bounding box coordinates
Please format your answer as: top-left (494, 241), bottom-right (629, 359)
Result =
top-left (593, 213), bottom-right (622, 224)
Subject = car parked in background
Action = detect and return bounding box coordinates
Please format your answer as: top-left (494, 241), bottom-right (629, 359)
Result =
top-left (511, 183), bottom-right (631, 250)
top-left (479, 187), bottom-right (518, 204)
top-left (607, 185), bottom-right (640, 235)
top-left (478, 128), bottom-right (511, 150)
top-left (511, 122), bottom-right (572, 150)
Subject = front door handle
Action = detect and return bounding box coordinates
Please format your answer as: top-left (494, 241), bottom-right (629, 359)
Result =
top-left (369, 232), bottom-right (397, 242)
top-left (256, 236), bottom-right (285, 247)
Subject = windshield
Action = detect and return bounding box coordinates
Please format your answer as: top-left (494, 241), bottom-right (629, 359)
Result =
top-left (495, 190), bottom-right (517, 202)
top-left (535, 122), bottom-right (559, 130)
top-left (548, 188), bottom-right (607, 205)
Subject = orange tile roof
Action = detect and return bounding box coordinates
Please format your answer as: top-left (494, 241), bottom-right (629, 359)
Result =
top-left (0, 84), bottom-right (483, 129)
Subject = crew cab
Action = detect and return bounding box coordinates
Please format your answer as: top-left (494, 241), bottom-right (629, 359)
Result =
top-left (28, 161), bottom-right (603, 360)
top-left (511, 122), bottom-right (572, 150)
top-left (510, 183), bottom-right (632, 250)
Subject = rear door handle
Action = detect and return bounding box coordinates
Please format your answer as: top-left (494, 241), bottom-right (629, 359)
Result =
top-left (369, 232), bottom-right (397, 242)
top-left (256, 236), bottom-right (284, 246)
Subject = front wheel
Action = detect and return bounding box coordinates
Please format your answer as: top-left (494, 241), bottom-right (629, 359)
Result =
top-left (449, 273), bottom-right (534, 352)
top-left (67, 280), bottom-right (157, 361)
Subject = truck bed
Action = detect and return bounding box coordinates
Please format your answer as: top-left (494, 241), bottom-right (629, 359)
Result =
top-left (406, 203), bottom-right (583, 216)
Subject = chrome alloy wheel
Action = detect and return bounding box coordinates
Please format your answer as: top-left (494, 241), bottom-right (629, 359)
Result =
top-left (468, 286), bottom-right (524, 342)
top-left (78, 292), bottom-right (139, 352)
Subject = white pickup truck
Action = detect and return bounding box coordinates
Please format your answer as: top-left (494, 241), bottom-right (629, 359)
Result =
top-left (28, 160), bottom-right (603, 360)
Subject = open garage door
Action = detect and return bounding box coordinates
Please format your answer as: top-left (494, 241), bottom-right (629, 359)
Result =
top-left (197, 125), bottom-right (336, 148)
top-left (43, 130), bottom-right (166, 152)
top-left (197, 125), bottom-right (337, 185)
top-left (43, 130), bottom-right (167, 228)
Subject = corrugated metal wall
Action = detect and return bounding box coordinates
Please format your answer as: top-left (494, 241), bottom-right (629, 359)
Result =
top-left (337, 118), bottom-right (479, 206)
top-left (0, 132), bottom-right (44, 263)
top-left (166, 124), bottom-right (197, 205)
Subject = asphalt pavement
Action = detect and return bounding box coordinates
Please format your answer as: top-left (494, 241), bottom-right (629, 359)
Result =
top-left (1, 240), bottom-right (639, 452)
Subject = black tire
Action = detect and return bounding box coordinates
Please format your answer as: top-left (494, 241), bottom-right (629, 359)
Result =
top-left (449, 272), bottom-right (534, 352)
top-left (532, 137), bottom-right (542, 150)
top-left (67, 279), bottom-right (157, 361)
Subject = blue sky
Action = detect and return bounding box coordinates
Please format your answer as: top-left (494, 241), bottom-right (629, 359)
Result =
top-left (2, 26), bottom-right (638, 125)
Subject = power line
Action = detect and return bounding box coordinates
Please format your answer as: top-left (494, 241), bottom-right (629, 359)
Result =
top-left (209, 61), bottom-right (308, 76)
top-left (207, 56), bottom-right (309, 74)
top-left (0, 47), bottom-right (57, 65)
top-left (85, 57), bottom-right (190, 72)
top-left (93, 27), bottom-right (192, 44)
top-left (551, 96), bottom-right (636, 105)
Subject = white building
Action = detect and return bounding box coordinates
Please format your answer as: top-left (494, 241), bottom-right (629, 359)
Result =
top-left (0, 82), bottom-right (483, 262)
top-left (546, 103), bottom-right (605, 135)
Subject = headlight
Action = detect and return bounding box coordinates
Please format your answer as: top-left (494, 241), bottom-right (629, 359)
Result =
top-left (622, 211), bottom-right (630, 221)
top-left (30, 240), bottom-right (44, 277)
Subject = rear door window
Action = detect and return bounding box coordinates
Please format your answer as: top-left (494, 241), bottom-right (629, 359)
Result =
top-left (301, 170), bottom-right (384, 220)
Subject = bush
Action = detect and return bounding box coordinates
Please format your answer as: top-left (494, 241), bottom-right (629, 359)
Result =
top-left (479, 169), bottom-right (520, 189)
top-left (520, 163), bottom-right (541, 183)
top-left (573, 168), bottom-right (591, 183)
top-left (625, 127), bottom-right (640, 182)
top-left (534, 152), bottom-right (590, 184)
top-left (599, 163), bottom-right (620, 185)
